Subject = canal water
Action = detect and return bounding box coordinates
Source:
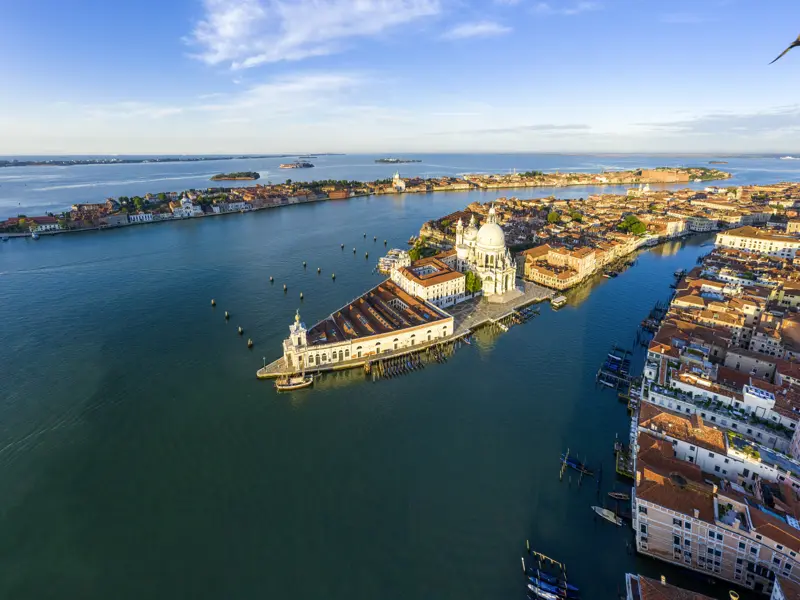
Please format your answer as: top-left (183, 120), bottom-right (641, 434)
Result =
top-left (2, 159), bottom-right (793, 598)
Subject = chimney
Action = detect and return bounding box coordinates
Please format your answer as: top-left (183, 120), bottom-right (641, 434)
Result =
top-left (693, 508), bottom-right (700, 518)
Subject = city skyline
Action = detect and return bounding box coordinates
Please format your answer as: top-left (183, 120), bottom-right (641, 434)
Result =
top-left (2, 0), bottom-right (800, 154)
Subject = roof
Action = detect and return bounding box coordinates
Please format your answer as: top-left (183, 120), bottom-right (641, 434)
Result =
top-left (720, 226), bottom-right (800, 244)
top-left (636, 432), bottom-right (716, 524)
top-left (396, 257), bottom-right (465, 288)
top-left (638, 402), bottom-right (726, 454)
top-left (634, 575), bottom-right (715, 600)
top-left (305, 279), bottom-right (450, 346)
top-left (776, 577), bottom-right (800, 600)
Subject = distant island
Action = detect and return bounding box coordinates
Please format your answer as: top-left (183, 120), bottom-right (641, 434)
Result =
top-left (279, 161), bottom-right (314, 169)
top-left (708, 161), bottom-right (729, 164)
top-left (210, 171), bottom-right (260, 181)
top-left (375, 158), bottom-right (422, 164)
top-left (0, 154), bottom-right (344, 169)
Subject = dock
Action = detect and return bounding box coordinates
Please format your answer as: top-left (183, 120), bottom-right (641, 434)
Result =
top-left (596, 344), bottom-right (632, 390)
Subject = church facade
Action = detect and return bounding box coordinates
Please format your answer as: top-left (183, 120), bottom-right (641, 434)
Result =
top-left (453, 205), bottom-right (518, 298)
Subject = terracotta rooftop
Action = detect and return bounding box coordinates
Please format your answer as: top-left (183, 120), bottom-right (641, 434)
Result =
top-left (639, 403), bottom-right (727, 454)
top-left (636, 433), bottom-right (716, 523)
top-left (635, 575), bottom-right (715, 600)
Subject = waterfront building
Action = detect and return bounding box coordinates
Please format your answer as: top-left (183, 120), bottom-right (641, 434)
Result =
top-left (624, 573), bottom-right (714, 600)
top-left (281, 280), bottom-right (454, 371)
top-left (392, 171), bottom-right (406, 192)
top-left (716, 227), bottom-right (800, 259)
top-left (453, 206), bottom-right (519, 298)
top-left (170, 198), bottom-right (203, 218)
top-left (521, 244), bottom-right (597, 290)
top-left (378, 249), bottom-right (411, 274)
top-left (29, 216), bottom-right (62, 232)
top-left (633, 431), bottom-right (800, 595)
top-left (128, 213), bottom-right (153, 223)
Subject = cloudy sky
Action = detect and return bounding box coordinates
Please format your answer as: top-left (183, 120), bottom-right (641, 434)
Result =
top-left (2, 0), bottom-right (800, 154)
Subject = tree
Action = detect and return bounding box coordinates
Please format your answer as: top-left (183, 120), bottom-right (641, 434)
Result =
top-left (547, 211), bottom-right (561, 224)
top-left (569, 210), bottom-right (583, 223)
top-left (409, 246), bottom-right (422, 261)
top-left (285, 179), bottom-right (292, 185)
top-left (157, 193), bottom-right (167, 202)
top-left (134, 197), bottom-right (144, 212)
top-left (465, 271), bottom-right (483, 294)
top-left (618, 215), bottom-right (646, 235)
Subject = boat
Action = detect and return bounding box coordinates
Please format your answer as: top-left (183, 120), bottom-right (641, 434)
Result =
top-left (530, 571), bottom-right (579, 592)
top-left (591, 505), bottom-right (623, 526)
top-left (528, 584), bottom-right (561, 600)
top-left (551, 295), bottom-right (567, 309)
top-left (1, 235), bottom-right (8, 242)
top-left (31, 232), bottom-right (40, 240)
top-left (275, 373), bottom-right (314, 391)
top-left (608, 491), bottom-right (630, 501)
top-left (279, 161), bottom-right (314, 169)
top-left (561, 454), bottom-right (593, 476)
top-left (602, 273), bottom-right (611, 279)
top-left (674, 269), bottom-right (686, 277)
top-left (528, 576), bottom-right (579, 597)
top-left (780, 156), bottom-right (798, 160)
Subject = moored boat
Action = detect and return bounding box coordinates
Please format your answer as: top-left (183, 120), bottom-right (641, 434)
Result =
top-left (31, 232), bottom-right (40, 240)
top-left (591, 505), bottom-right (623, 526)
top-left (528, 584), bottom-right (561, 600)
top-left (560, 454), bottom-right (593, 476)
top-left (275, 373), bottom-right (314, 391)
top-left (608, 491), bottom-right (630, 501)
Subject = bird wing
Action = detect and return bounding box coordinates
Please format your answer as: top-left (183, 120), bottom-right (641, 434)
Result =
top-left (770, 36), bottom-right (800, 64)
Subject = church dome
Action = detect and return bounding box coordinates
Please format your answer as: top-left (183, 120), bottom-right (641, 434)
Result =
top-left (476, 221), bottom-right (505, 248)
top-left (463, 224), bottom-right (478, 241)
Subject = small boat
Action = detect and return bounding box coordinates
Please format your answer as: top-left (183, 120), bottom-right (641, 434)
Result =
top-left (561, 454), bottom-right (593, 476)
top-left (602, 273), bottom-right (611, 279)
top-left (528, 577), bottom-right (579, 598)
top-left (608, 491), bottom-right (630, 501)
top-left (528, 584), bottom-right (561, 600)
top-left (275, 373), bottom-right (314, 391)
top-left (591, 505), bottom-right (623, 526)
top-left (527, 569), bottom-right (578, 592)
top-left (31, 232), bottom-right (40, 240)
top-left (1, 235), bottom-right (9, 242)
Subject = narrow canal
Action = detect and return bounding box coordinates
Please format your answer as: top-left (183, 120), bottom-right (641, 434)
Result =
top-left (0, 191), bottom-right (731, 599)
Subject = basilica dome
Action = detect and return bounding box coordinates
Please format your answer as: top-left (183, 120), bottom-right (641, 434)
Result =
top-left (463, 222), bottom-right (478, 242)
top-left (476, 221), bottom-right (505, 249)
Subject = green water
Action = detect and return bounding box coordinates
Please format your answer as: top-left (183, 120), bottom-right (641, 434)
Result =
top-left (0, 193), bottom-right (734, 599)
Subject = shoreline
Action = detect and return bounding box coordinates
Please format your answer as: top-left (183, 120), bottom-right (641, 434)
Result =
top-left (1, 166), bottom-right (731, 238)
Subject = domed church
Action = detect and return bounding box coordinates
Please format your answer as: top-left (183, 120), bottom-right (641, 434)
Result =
top-left (454, 205), bottom-right (518, 297)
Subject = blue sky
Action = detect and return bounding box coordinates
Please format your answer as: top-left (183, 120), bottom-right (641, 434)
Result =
top-left (2, 0), bottom-right (800, 154)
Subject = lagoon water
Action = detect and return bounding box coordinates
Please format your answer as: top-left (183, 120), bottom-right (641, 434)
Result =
top-left (2, 154), bottom-right (800, 599)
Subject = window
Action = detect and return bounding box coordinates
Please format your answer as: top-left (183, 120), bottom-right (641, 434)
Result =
top-left (707, 548), bottom-right (714, 555)
top-left (786, 565), bottom-right (793, 573)
top-left (756, 535), bottom-right (763, 541)
top-left (739, 542), bottom-right (746, 550)
top-left (751, 547), bottom-right (758, 555)
top-left (715, 466), bottom-right (721, 472)
top-left (673, 518), bottom-right (682, 527)
top-left (690, 445), bottom-right (696, 451)
top-left (638, 506), bottom-right (647, 515)
top-left (743, 468), bottom-right (750, 477)
top-left (685, 522), bottom-right (691, 531)
top-left (737, 558), bottom-right (744, 565)
top-left (724, 458), bottom-right (729, 464)
top-left (640, 524), bottom-right (647, 534)
top-left (709, 531), bottom-right (715, 539)
top-left (674, 535), bottom-right (682, 546)
top-left (716, 533), bottom-right (723, 541)
top-left (709, 452), bottom-right (715, 457)
top-left (777, 545), bottom-right (784, 551)
top-left (715, 550), bottom-right (722, 557)
top-left (685, 539), bottom-right (691, 547)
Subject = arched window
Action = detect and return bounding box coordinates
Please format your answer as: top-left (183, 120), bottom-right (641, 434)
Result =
top-left (410, 334), bottom-right (416, 346)
top-left (345, 349), bottom-right (350, 358)
top-left (339, 350), bottom-right (344, 361)
top-left (427, 329), bottom-right (432, 342)
top-left (308, 355), bottom-right (314, 365)
top-left (393, 338), bottom-right (399, 350)
top-left (356, 346), bottom-right (362, 358)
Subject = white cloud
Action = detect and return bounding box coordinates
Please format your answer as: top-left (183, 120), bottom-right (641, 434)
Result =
top-left (187, 0), bottom-right (441, 69)
top-left (532, 1), bottom-right (600, 16)
top-left (441, 21), bottom-right (511, 40)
